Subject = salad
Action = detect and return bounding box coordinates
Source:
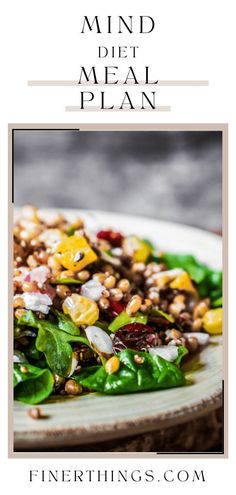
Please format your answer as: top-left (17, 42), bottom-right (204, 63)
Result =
top-left (13, 206), bottom-right (223, 405)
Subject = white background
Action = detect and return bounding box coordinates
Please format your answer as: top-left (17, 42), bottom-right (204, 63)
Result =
top-left (0, 0), bottom-right (235, 493)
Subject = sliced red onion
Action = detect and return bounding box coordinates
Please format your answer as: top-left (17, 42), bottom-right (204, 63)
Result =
top-left (152, 268), bottom-right (184, 282)
top-left (80, 279), bottom-right (105, 301)
top-left (85, 326), bottom-right (113, 357)
top-left (22, 292), bottom-right (52, 315)
top-left (183, 332), bottom-right (209, 346)
top-left (100, 251), bottom-right (121, 266)
top-left (68, 354), bottom-right (79, 377)
top-left (148, 345), bottom-right (179, 362)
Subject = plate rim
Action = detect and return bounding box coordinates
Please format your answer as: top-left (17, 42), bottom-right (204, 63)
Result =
top-left (14, 387), bottom-right (222, 449)
top-left (15, 206), bottom-right (222, 243)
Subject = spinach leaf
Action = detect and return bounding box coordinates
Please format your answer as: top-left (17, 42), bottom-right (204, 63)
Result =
top-left (95, 320), bottom-right (109, 331)
top-left (198, 270), bottom-right (222, 301)
top-left (108, 311), bottom-right (148, 332)
top-left (67, 225), bottom-right (77, 237)
top-left (72, 365), bottom-right (100, 383)
top-left (142, 238), bottom-right (155, 252)
top-left (35, 325), bottom-right (89, 376)
top-left (17, 309), bottom-right (43, 328)
top-left (149, 308), bottom-right (175, 323)
top-left (14, 363), bottom-right (54, 404)
top-left (18, 310), bottom-right (90, 376)
top-left (53, 310), bottom-right (80, 336)
top-left (211, 296), bottom-right (223, 308)
top-left (36, 326), bottom-right (73, 376)
top-left (175, 345), bottom-right (188, 365)
top-left (78, 348), bottom-right (185, 394)
top-left (24, 339), bottom-right (43, 361)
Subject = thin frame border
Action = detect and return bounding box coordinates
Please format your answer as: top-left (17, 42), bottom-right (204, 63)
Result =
top-left (8, 123), bottom-right (228, 459)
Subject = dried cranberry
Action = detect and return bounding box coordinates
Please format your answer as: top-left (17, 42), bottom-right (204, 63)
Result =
top-left (109, 300), bottom-right (125, 316)
top-left (97, 230), bottom-right (123, 247)
top-left (113, 323), bottom-right (159, 352)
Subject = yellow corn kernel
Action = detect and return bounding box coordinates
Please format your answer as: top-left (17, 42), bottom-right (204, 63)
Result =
top-left (170, 271), bottom-right (196, 293)
top-left (202, 308), bottom-right (222, 334)
top-left (62, 294), bottom-right (99, 326)
top-left (105, 356), bottom-right (120, 375)
top-left (56, 235), bottom-right (97, 271)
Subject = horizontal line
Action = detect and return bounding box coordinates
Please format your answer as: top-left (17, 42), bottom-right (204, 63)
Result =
top-left (65, 105), bottom-right (171, 112)
top-left (28, 80), bottom-right (209, 87)
top-left (158, 80), bottom-right (209, 86)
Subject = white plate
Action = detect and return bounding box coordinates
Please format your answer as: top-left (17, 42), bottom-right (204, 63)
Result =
top-left (13, 209), bottom-right (223, 450)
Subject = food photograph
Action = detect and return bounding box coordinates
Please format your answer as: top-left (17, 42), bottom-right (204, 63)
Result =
top-left (12, 129), bottom-right (224, 454)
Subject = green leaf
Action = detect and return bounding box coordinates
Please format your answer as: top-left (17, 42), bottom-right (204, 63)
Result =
top-left (14, 363), bottom-right (54, 404)
top-left (18, 311), bottom-right (90, 376)
top-left (198, 270), bottom-right (222, 301)
top-left (18, 309), bottom-right (40, 328)
top-left (72, 365), bottom-right (100, 383)
top-left (149, 308), bottom-right (175, 323)
top-left (51, 278), bottom-right (83, 285)
top-left (95, 320), bottom-right (109, 331)
top-left (142, 238), bottom-right (156, 252)
top-left (108, 311), bottom-right (148, 332)
top-left (79, 348), bottom-right (185, 394)
top-left (104, 249), bottom-right (114, 257)
top-left (208, 271), bottom-right (222, 286)
top-left (36, 325), bottom-right (90, 376)
top-left (36, 326), bottom-right (73, 376)
top-left (53, 310), bottom-right (80, 336)
top-left (24, 339), bottom-right (43, 361)
top-left (174, 345), bottom-right (188, 366)
top-left (211, 296), bottom-right (223, 308)
top-left (67, 225), bottom-right (77, 237)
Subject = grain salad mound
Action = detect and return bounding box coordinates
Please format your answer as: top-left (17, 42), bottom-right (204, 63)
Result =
top-left (13, 206), bottom-right (222, 404)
